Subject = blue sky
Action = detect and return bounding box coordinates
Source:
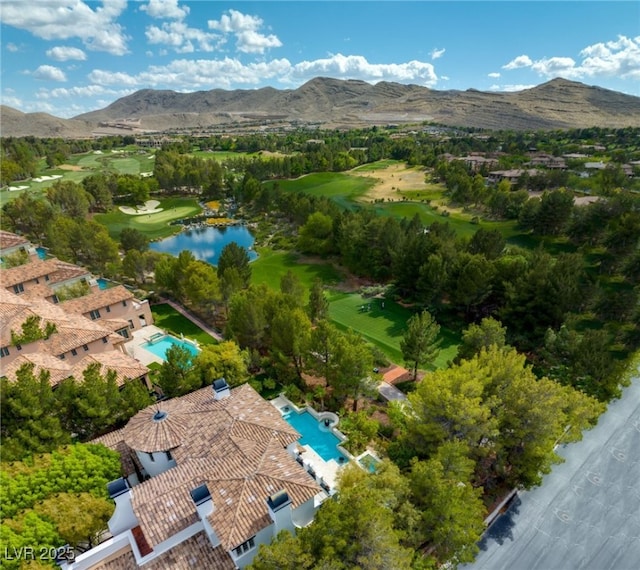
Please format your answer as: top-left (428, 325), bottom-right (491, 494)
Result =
top-left (1, 1), bottom-right (639, 118)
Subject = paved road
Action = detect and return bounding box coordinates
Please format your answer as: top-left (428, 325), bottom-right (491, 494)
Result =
top-left (466, 369), bottom-right (640, 570)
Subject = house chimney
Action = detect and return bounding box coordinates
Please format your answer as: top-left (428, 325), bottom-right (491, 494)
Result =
top-left (190, 484), bottom-right (220, 547)
top-left (266, 490), bottom-right (294, 534)
top-left (212, 378), bottom-right (230, 400)
top-left (106, 478), bottom-right (139, 536)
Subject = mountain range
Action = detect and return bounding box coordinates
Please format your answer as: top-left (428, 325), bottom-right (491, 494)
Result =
top-left (2, 77), bottom-right (640, 138)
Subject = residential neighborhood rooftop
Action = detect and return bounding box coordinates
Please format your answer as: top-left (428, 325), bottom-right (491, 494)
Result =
top-left (93, 383), bottom-right (322, 563)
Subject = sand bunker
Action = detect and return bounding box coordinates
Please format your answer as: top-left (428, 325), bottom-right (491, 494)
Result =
top-left (58, 164), bottom-right (83, 171)
top-left (32, 175), bottom-right (63, 183)
top-left (8, 185), bottom-right (30, 191)
top-left (119, 199), bottom-right (163, 215)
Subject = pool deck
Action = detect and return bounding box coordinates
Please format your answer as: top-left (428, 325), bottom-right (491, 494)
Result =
top-left (270, 395), bottom-right (348, 492)
top-left (125, 325), bottom-right (167, 366)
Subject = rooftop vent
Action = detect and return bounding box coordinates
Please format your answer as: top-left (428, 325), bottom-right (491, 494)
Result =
top-left (212, 378), bottom-right (230, 400)
top-left (190, 484), bottom-right (212, 506)
top-left (266, 490), bottom-right (291, 512)
top-left (153, 410), bottom-right (168, 422)
top-left (107, 477), bottom-right (130, 499)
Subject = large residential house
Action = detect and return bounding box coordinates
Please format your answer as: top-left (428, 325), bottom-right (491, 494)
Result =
top-left (0, 231), bottom-right (152, 389)
top-left (63, 382), bottom-right (324, 570)
top-left (61, 285), bottom-right (152, 337)
top-left (0, 230), bottom-right (32, 258)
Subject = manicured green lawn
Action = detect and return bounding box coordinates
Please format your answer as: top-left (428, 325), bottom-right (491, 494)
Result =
top-left (95, 197), bottom-right (201, 239)
top-left (250, 248), bottom-right (343, 292)
top-left (151, 303), bottom-right (218, 345)
top-left (267, 172), bottom-right (375, 210)
top-left (352, 159), bottom-right (402, 171)
top-left (1, 150), bottom-right (157, 206)
top-left (189, 150), bottom-right (251, 161)
top-left (328, 291), bottom-right (459, 369)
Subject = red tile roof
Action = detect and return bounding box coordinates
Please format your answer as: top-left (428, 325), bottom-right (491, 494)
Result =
top-left (97, 384), bottom-right (321, 550)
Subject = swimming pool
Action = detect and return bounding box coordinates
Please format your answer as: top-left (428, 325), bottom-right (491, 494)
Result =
top-left (282, 410), bottom-right (347, 464)
top-left (96, 278), bottom-right (109, 290)
top-left (142, 335), bottom-right (200, 361)
top-left (357, 451), bottom-right (381, 473)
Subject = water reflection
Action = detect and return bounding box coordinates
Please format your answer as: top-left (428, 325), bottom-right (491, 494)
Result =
top-left (478, 495), bottom-right (522, 550)
top-left (150, 225), bottom-right (257, 266)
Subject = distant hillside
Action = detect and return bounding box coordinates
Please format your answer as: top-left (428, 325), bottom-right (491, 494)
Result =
top-left (2, 77), bottom-right (640, 137)
top-left (0, 106), bottom-right (95, 138)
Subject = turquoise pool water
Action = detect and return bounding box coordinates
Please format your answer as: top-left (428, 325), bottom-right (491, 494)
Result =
top-left (283, 410), bottom-right (347, 463)
top-left (142, 335), bottom-right (200, 361)
top-left (358, 453), bottom-right (381, 473)
top-left (36, 247), bottom-right (47, 260)
top-left (97, 278), bottom-right (109, 290)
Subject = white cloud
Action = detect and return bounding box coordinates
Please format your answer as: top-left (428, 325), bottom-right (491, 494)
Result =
top-left (208, 10), bottom-right (262, 33)
top-left (488, 72), bottom-right (501, 78)
top-left (36, 84), bottom-right (134, 99)
top-left (430, 48), bottom-right (445, 60)
top-left (88, 69), bottom-right (140, 87)
top-left (6, 42), bottom-right (19, 52)
top-left (488, 84), bottom-right (536, 92)
top-left (501, 36), bottom-right (640, 81)
top-left (578, 35), bottom-right (640, 80)
top-left (88, 53), bottom-right (439, 91)
top-left (0, 0), bottom-right (129, 55)
top-left (140, 0), bottom-right (189, 20)
top-left (145, 21), bottom-right (222, 53)
top-left (503, 55), bottom-right (533, 70)
top-left (290, 54), bottom-right (438, 85)
top-left (46, 46), bottom-right (87, 61)
top-left (235, 30), bottom-right (282, 54)
top-left (530, 57), bottom-right (578, 77)
top-left (208, 9), bottom-right (282, 54)
top-left (2, 92), bottom-right (23, 108)
top-left (32, 65), bottom-right (67, 81)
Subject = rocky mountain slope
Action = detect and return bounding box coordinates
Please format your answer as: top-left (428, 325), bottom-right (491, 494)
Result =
top-left (2, 78), bottom-right (639, 137)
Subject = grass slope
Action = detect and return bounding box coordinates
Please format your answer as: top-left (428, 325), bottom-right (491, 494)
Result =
top-left (150, 303), bottom-right (217, 345)
top-left (95, 197), bottom-right (201, 239)
top-left (328, 291), bottom-right (459, 369)
top-left (251, 248), bottom-right (343, 292)
top-left (269, 172), bottom-right (375, 210)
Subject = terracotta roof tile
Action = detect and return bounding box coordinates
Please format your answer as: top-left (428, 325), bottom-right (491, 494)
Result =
top-left (87, 533), bottom-right (236, 570)
top-left (1, 346), bottom-right (147, 388)
top-left (89, 546), bottom-right (136, 570)
top-left (92, 428), bottom-right (139, 476)
top-left (0, 289), bottom-right (113, 352)
top-left (99, 384), bottom-right (320, 550)
top-left (123, 407), bottom-right (189, 453)
top-left (2, 257), bottom-right (89, 288)
top-left (1, 353), bottom-right (70, 386)
top-left (0, 230), bottom-right (29, 252)
top-left (61, 286), bottom-right (134, 315)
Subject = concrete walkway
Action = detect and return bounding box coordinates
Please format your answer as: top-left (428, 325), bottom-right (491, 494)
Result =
top-left (154, 298), bottom-right (224, 342)
top-left (377, 381), bottom-right (407, 401)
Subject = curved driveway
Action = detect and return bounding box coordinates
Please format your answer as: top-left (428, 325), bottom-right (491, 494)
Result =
top-left (466, 369), bottom-right (640, 570)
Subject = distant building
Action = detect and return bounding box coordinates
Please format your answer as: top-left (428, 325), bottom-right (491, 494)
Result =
top-left (62, 382), bottom-right (324, 570)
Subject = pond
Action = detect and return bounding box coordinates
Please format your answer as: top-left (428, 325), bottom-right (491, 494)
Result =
top-left (150, 225), bottom-right (257, 266)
